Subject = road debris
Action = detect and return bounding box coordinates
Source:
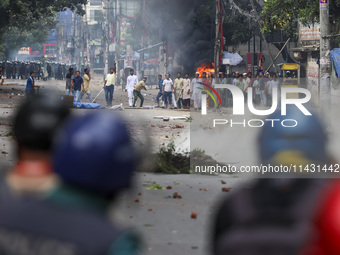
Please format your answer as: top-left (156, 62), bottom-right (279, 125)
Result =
top-left (191, 212), bottom-right (197, 219)
top-left (221, 187), bottom-right (231, 192)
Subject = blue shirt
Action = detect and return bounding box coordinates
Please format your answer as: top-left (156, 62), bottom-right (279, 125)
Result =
top-left (26, 76), bottom-right (34, 91)
top-left (158, 79), bottom-right (164, 93)
top-left (73, 76), bottom-right (83, 91)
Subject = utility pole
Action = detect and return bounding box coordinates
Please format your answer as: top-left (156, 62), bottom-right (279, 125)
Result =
top-left (115, 0), bottom-right (121, 87)
top-left (319, 0), bottom-right (331, 110)
top-left (214, 0), bottom-right (221, 83)
top-left (81, 17), bottom-right (84, 67)
top-left (84, 5), bottom-right (90, 67)
top-left (77, 16), bottom-right (82, 71)
top-left (140, 0), bottom-right (146, 79)
top-left (72, 13), bottom-right (77, 65)
top-left (103, 0), bottom-right (109, 78)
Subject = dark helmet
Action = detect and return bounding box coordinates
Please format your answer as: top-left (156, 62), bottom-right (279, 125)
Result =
top-left (13, 97), bottom-right (71, 151)
top-left (258, 106), bottom-right (327, 164)
top-left (52, 112), bottom-right (136, 196)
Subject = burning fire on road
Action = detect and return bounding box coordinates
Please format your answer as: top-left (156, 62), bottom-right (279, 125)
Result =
top-left (196, 63), bottom-right (215, 77)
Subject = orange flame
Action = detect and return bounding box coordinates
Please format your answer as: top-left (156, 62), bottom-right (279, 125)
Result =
top-left (196, 63), bottom-right (215, 78)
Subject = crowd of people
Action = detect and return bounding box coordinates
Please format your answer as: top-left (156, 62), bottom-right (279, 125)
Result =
top-left (0, 62), bottom-right (284, 110)
top-left (0, 60), bottom-right (85, 81)
top-left (151, 70), bottom-right (282, 110)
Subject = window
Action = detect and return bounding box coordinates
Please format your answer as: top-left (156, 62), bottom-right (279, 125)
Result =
top-left (90, 0), bottom-right (102, 6)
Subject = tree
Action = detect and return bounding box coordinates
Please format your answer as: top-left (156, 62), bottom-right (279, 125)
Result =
top-left (0, 0), bottom-right (87, 59)
top-left (262, 0), bottom-right (340, 42)
top-left (193, 0), bottom-right (261, 48)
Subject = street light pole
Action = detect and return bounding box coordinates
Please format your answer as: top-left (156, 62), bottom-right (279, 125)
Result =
top-left (319, 0), bottom-right (331, 110)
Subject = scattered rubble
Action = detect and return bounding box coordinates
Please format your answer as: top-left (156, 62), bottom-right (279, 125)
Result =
top-left (221, 187), bottom-right (231, 192)
top-left (191, 212), bottom-right (197, 219)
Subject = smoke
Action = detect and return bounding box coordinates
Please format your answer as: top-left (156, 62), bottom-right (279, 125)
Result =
top-left (143, 0), bottom-right (215, 74)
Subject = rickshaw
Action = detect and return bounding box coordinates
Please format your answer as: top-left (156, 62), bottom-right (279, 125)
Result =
top-left (281, 63), bottom-right (300, 99)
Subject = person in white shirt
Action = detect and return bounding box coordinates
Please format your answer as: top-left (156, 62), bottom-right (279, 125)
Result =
top-left (243, 72), bottom-right (251, 102)
top-left (103, 66), bottom-right (117, 107)
top-left (267, 73), bottom-right (279, 106)
top-left (162, 73), bottom-right (174, 109)
top-left (126, 69), bottom-right (138, 107)
top-left (182, 73), bottom-right (191, 109)
top-left (232, 74), bottom-right (238, 87)
top-left (174, 72), bottom-right (184, 109)
top-left (266, 75), bottom-right (273, 107)
top-left (191, 72), bottom-right (203, 110)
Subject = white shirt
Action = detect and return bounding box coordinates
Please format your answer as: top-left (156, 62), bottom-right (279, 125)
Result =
top-left (105, 73), bottom-right (116, 86)
top-left (211, 78), bottom-right (215, 88)
top-left (163, 78), bottom-right (173, 92)
top-left (183, 78), bottom-right (191, 100)
top-left (191, 78), bottom-right (203, 94)
top-left (268, 79), bottom-right (279, 95)
top-left (243, 77), bottom-right (251, 90)
top-left (126, 75), bottom-right (138, 90)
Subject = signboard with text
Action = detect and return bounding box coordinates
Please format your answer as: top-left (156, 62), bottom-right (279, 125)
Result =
top-left (300, 23), bottom-right (320, 41)
top-left (320, 0), bottom-right (328, 9)
top-left (18, 47), bottom-right (31, 55)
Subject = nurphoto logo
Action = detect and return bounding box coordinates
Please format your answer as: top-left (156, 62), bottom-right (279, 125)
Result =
top-left (201, 84), bottom-right (312, 128)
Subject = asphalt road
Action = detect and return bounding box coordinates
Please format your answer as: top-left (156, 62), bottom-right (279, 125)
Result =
top-left (2, 77), bottom-right (340, 255)
top-left (113, 173), bottom-right (250, 255)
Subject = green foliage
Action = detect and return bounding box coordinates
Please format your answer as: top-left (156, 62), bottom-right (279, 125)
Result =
top-left (193, 0), bottom-right (259, 47)
top-left (0, 0), bottom-right (87, 59)
top-left (2, 19), bottom-right (56, 58)
top-left (155, 141), bottom-right (191, 174)
top-left (262, 0), bottom-right (340, 38)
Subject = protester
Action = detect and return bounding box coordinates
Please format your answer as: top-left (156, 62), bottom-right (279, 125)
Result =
top-left (259, 71), bottom-right (267, 106)
top-left (191, 72), bottom-right (203, 110)
top-left (174, 72), bottom-right (184, 109)
top-left (72, 71), bottom-right (83, 103)
top-left (162, 73), bottom-right (174, 109)
top-left (232, 73), bottom-right (238, 87)
top-left (236, 75), bottom-right (244, 92)
top-left (81, 68), bottom-right (93, 102)
top-left (133, 76), bottom-right (147, 107)
top-left (271, 74), bottom-right (280, 94)
top-left (65, 68), bottom-right (75, 95)
top-left (25, 71), bottom-right (40, 99)
top-left (104, 67), bottom-right (117, 107)
top-left (201, 72), bottom-right (211, 108)
top-left (243, 72), bottom-right (251, 102)
top-left (253, 74), bottom-right (261, 105)
top-left (126, 69), bottom-right (138, 107)
top-left (182, 73), bottom-right (191, 109)
top-left (156, 74), bottom-right (164, 108)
